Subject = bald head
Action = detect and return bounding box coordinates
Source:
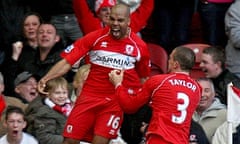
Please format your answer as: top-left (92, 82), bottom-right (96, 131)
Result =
top-left (111, 3), bottom-right (130, 18)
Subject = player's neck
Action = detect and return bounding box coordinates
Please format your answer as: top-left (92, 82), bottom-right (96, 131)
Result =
top-left (173, 71), bottom-right (189, 75)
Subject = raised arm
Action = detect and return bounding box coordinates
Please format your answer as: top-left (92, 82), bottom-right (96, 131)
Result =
top-left (130, 0), bottom-right (154, 33)
top-left (38, 59), bottom-right (71, 94)
top-left (73, 0), bottom-right (102, 35)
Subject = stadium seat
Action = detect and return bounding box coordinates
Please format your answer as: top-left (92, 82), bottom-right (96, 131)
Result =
top-left (147, 43), bottom-right (168, 76)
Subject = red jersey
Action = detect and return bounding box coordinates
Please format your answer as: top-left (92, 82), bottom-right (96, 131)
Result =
top-left (73, 0), bottom-right (154, 35)
top-left (116, 73), bottom-right (201, 144)
top-left (62, 27), bottom-right (150, 99)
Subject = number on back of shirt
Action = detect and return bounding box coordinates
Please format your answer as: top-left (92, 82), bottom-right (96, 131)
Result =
top-left (172, 92), bottom-right (189, 124)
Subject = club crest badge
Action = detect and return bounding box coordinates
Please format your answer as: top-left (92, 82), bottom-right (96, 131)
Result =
top-left (125, 44), bottom-right (134, 55)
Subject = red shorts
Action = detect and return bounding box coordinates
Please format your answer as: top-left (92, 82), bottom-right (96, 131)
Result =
top-left (63, 95), bottom-right (123, 141)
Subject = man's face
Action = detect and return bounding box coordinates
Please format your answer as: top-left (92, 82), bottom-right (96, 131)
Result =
top-left (5, 112), bottom-right (26, 139)
top-left (200, 53), bottom-right (219, 78)
top-left (37, 24), bottom-right (59, 50)
top-left (15, 77), bottom-right (38, 102)
top-left (109, 6), bottom-right (130, 39)
top-left (197, 80), bottom-right (215, 111)
top-left (48, 86), bottom-right (68, 106)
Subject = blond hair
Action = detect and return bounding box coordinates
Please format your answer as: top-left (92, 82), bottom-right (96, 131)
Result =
top-left (45, 77), bottom-right (69, 93)
top-left (73, 64), bottom-right (91, 88)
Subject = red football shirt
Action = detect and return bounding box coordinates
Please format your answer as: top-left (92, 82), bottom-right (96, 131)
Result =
top-left (116, 73), bottom-right (201, 144)
top-left (62, 27), bottom-right (150, 99)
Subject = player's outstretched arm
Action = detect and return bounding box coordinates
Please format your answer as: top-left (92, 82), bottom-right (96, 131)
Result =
top-left (38, 59), bottom-right (71, 94)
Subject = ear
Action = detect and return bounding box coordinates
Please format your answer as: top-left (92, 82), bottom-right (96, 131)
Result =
top-left (174, 61), bottom-right (179, 69)
top-left (55, 35), bottom-right (60, 42)
top-left (213, 91), bottom-right (217, 96)
top-left (22, 121), bottom-right (27, 129)
top-left (128, 18), bottom-right (131, 26)
top-left (3, 119), bottom-right (7, 128)
top-left (216, 61), bottom-right (222, 68)
top-left (0, 84), bottom-right (4, 94)
top-left (15, 86), bottom-right (20, 94)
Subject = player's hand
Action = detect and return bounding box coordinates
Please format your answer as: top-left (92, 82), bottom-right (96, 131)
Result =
top-left (109, 69), bottom-right (124, 87)
top-left (37, 78), bottom-right (49, 95)
top-left (140, 122), bottom-right (148, 133)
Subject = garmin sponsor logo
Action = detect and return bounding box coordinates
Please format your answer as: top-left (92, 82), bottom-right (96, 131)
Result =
top-left (96, 55), bottom-right (130, 66)
top-left (90, 50), bottom-right (136, 69)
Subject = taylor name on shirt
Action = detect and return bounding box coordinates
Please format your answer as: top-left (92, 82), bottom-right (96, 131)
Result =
top-left (168, 79), bottom-right (197, 92)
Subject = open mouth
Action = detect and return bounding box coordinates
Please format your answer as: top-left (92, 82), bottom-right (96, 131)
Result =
top-left (201, 68), bottom-right (208, 74)
top-left (111, 29), bottom-right (120, 38)
top-left (30, 92), bottom-right (36, 96)
top-left (12, 130), bottom-right (18, 136)
top-left (199, 96), bottom-right (207, 104)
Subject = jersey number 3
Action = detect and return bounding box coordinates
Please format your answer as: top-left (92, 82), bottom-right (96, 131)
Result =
top-left (172, 92), bottom-right (190, 124)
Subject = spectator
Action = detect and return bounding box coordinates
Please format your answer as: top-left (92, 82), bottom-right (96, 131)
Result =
top-left (0, 106), bottom-right (38, 144)
top-left (189, 120), bottom-right (209, 144)
top-left (108, 46), bottom-right (201, 143)
top-left (2, 12), bottom-right (43, 96)
top-left (0, 72), bottom-right (29, 137)
top-left (70, 64), bottom-right (91, 103)
top-left (25, 77), bottom-right (73, 144)
top-left (16, 12), bottom-right (43, 67)
top-left (199, 46), bottom-right (240, 105)
top-left (198, 0), bottom-right (233, 48)
top-left (212, 121), bottom-right (240, 144)
top-left (152, 0), bottom-right (195, 54)
top-left (49, 0), bottom-right (83, 46)
top-left (0, 0), bottom-right (30, 64)
top-left (121, 104), bottom-right (152, 144)
top-left (13, 71), bottom-right (38, 104)
top-left (192, 78), bottom-right (226, 143)
top-left (225, 0), bottom-right (240, 78)
top-left (139, 119), bottom-right (209, 144)
top-left (73, 0), bottom-right (154, 35)
top-left (38, 3), bottom-right (150, 144)
top-left (22, 22), bottom-right (64, 78)
top-left (26, 0), bottom-right (84, 47)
